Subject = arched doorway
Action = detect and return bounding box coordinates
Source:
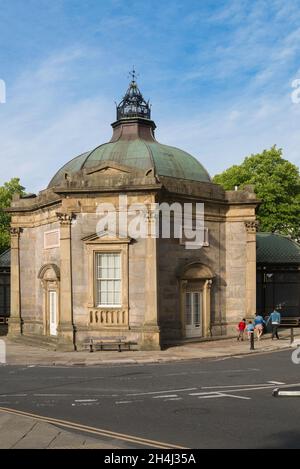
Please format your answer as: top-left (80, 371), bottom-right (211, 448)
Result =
top-left (179, 262), bottom-right (214, 339)
top-left (38, 264), bottom-right (60, 337)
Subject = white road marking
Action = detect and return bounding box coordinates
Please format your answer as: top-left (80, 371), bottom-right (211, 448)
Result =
top-left (164, 398), bottom-right (183, 401)
top-left (74, 399), bottom-right (98, 402)
top-left (197, 394), bottom-right (224, 399)
top-left (153, 395), bottom-right (178, 399)
top-left (196, 392), bottom-right (251, 400)
top-left (33, 394), bottom-right (72, 397)
top-left (127, 387), bottom-right (197, 396)
top-left (221, 393), bottom-right (251, 400)
top-left (212, 385), bottom-right (275, 393)
top-left (202, 383), bottom-right (273, 389)
top-left (115, 401), bottom-right (133, 404)
top-left (268, 381), bottom-right (285, 385)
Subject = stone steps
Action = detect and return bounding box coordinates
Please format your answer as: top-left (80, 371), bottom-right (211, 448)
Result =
top-left (8, 334), bottom-right (59, 351)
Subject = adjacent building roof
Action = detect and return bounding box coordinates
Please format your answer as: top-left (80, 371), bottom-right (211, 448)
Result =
top-left (0, 249), bottom-right (11, 269)
top-left (256, 232), bottom-right (300, 264)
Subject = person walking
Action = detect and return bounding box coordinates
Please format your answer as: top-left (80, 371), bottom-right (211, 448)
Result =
top-left (254, 313), bottom-right (265, 341)
top-left (237, 318), bottom-right (246, 341)
top-left (266, 308), bottom-right (281, 340)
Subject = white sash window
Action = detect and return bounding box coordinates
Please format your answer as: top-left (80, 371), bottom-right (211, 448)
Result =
top-left (95, 253), bottom-right (121, 307)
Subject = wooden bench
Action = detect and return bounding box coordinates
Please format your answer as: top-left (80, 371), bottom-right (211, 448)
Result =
top-left (278, 317), bottom-right (300, 327)
top-left (84, 339), bottom-right (137, 353)
top-left (277, 317), bottom-right (300, 344)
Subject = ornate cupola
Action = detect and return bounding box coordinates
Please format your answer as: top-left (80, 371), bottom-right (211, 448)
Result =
top-left (110, 70), bottom-right (156, 142)
top-left (116, 69), bottom-right (151, 120)
top-left (48, 71), bottom-right (211, 187)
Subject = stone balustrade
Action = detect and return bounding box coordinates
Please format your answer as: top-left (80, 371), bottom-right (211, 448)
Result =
top-left (89, 309), bottom-right (128, 326)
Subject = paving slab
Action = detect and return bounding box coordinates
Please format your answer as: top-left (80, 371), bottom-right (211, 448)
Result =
top-left (0, 411), bottom-right (117, 449)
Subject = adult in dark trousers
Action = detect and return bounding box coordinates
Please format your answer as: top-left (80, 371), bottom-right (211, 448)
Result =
top-left (266, 309), bottom-right (281, 339)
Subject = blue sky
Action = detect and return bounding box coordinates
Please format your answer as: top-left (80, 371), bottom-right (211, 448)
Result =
top-left (0, 0), bottom-right (300, 192)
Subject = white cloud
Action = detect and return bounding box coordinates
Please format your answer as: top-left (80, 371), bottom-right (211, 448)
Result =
top-left (157, 92), bottom-right (300, 177)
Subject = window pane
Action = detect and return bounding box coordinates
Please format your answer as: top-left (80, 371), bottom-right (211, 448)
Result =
top-left (107, 290), bottom-right (114, 304)
top-left (100, 291), bottom-right (107, 305)
top-left (114, 289), bottom-right (121, 305)
top-left (193, 293), bottom-right (200, 326)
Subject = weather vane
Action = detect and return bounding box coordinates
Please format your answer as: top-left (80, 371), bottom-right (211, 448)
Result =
top-left (128, 66), bottom-right (139, 82)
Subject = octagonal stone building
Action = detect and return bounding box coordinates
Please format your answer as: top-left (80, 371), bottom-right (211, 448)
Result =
top-left (8, 77), bottom-right (259, 350)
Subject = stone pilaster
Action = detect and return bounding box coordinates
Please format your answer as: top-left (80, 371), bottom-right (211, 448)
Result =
top-left (56, 212), bottom-right (76, 350)
top-left (245, 221), bottom-right (258, 319)
top-left (140, 209), bottom-right (161, 350)
top-left (8, 227), bottom-right (23, 336)
top-left (203, 279), bottom-right (212, 337)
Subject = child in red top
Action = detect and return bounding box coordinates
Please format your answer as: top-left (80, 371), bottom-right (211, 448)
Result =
top-left (237, 318), bottom-right (246, 341)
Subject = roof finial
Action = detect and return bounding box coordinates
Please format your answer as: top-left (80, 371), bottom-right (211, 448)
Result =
top-left (129, 66), bottom-right (139, 83)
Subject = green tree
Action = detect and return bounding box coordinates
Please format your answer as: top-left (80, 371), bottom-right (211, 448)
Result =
top-left (0, 178), bottom-right (25, 253)
top-left (213, 146), bottom-right (300, 240)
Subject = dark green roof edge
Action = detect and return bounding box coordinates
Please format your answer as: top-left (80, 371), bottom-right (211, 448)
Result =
top-left (0, 249), bottom-right (11, 268)
top-left (256, 232), bottom-right (300, 264)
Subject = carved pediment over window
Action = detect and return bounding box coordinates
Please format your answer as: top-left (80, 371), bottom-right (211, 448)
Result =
top-left (84, 161), bottom-right (143, 177)
top-left (82, 230), bottom-right (133, 244)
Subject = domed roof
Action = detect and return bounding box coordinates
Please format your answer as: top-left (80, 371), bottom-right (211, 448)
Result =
top-left (49, 138), bottom-right (211, 187)
top-left (48, 75), bottom-right (211, 188)
top-left (256, 232), bottom-right (300, 264)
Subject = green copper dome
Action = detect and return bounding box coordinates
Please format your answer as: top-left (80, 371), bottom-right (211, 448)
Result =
top-left (48, 76), bottom-right (211, 188)
top-left (49, 138), bottom-right (211, 187)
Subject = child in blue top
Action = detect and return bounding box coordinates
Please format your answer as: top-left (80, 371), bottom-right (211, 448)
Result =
top-left (246, 321), bottom-right (255, 340)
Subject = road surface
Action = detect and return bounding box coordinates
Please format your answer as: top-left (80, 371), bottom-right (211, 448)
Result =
top-left (0, 349), bottom-right (299, 448)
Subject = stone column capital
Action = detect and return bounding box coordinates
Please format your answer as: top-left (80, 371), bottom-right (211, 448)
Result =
top-left (56, 212), bottom-right (76, 226)
top-left (244, 220), bottom-right (258, 233)
top-left (10, 227), bottom-right (23, 236)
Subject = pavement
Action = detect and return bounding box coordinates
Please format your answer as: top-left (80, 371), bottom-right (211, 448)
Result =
top-left (0, 410), bottom-right (117, 449)
top-left (2, 329), bottom-right (300, 367)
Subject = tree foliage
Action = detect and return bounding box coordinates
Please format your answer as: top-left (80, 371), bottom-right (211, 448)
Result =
top-left (213, 146), bottom-right (300, 240)
top-left (0, 178), bottom-right (25, 253)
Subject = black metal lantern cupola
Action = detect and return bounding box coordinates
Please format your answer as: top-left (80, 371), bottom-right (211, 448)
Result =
top-left (116, 69), bottom-right (151, 120)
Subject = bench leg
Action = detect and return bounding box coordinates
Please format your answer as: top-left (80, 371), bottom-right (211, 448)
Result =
top-left (291, 328), bottom-right (294, 345)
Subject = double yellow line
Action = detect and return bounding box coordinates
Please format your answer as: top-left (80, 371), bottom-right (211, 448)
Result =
top-left (0, 407), bottom-right (186, 449)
